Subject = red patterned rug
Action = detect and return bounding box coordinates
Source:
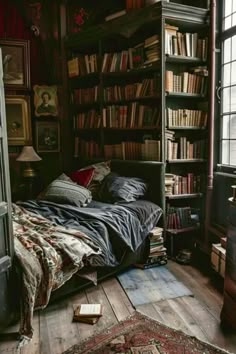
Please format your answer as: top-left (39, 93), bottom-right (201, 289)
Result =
top-left (63, 311), bottom-right (230, 354)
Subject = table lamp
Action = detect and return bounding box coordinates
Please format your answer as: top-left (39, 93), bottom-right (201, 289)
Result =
top-left (16, 145), bottom-right (42, 178)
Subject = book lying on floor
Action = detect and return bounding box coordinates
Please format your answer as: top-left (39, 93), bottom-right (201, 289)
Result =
top-left (74, 303), bottom-right (103, 317)
top-left (73, 315), bottom-right (100, 325)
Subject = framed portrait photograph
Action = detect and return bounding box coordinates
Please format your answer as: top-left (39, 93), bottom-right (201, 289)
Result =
top-left (36, 121), bottom-right (60, 152)
top-left (5, 95), bottom-right (32, 145)
top-left (33, 85), bottom-right (59, 117)
top-left (0, 39), bottom-right (30, 90)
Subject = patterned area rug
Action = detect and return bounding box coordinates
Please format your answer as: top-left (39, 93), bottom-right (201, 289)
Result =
top-left (63, 311), bottom-right (231, 354)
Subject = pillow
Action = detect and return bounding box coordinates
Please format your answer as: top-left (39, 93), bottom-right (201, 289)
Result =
top-left (98, 173), bottom-right (148, 203)
top-left (42, 180), bottom-right (92, 206)
top-left (37, 173), bottom-right (74, 199)
top-left (79, 161), bottom-right (111, 184)
top-left (70, 167), bottom-right (95, 187)
top-left (57, 173), bottom-right (74, 182)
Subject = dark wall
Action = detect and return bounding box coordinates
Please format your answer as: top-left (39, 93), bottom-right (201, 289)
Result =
top-left (0, 0), bottom-right (66, 192)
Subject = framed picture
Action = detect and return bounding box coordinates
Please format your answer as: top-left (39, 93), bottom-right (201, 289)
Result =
top-left (33, 85), bottom-right (58, 117)
top-left (0, 39), bottom-right (30, 90)
top-left (5, 96), bottom-right (32, 145)
top-left (36, 121), bottom-right (60, 152)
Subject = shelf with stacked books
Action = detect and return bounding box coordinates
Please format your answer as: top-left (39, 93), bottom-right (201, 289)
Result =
top-left (66, 11), bottom-right (162, 162)
top-left (162, 7), bottom-right (209, 256)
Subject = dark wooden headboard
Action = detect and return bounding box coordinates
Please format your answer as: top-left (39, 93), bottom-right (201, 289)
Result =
top-left (77, 159), bottom-right (165, 210)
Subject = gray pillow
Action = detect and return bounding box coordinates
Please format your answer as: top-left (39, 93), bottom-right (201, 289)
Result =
top-left (98, 173), bottom-right (148, 203)
top-left (43, 180), bottom-right (92, 206)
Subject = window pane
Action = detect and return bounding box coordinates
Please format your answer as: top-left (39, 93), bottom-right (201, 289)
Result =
top-left (231, 86), bottom-right (236, 111)
top-left (223, 87), bottom-right (230, 112)
top-left (225, 0), bottom-right (232, 17)
top-left (222, 140), bottom-right (230, 164)
top-left (230, 140), bottom-right (236, 165)
top-left (232, 61), bottom-right (236, 85)
top-left (233, 1), bottom-right (236, 11)
top-left (230, 115), bottom-right (236, 138)
top-left (232, 36), bottom-right (236, 61)
top-left (222, 115), bottom-right (230, 138)
top-left (233, 13), bottom-right (236, 26)
top-left (224, 38), bottom-right (231, 63)
top-left (223, 63), bottom-right (231, 86)
top-left (224, 16), bottom-right (232, 30)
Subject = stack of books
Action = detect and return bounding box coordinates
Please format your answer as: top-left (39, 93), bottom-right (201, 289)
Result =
top-left (73, 303), bottom-right (103, 324)
top-left (135, 227), bottom-right (167, 269)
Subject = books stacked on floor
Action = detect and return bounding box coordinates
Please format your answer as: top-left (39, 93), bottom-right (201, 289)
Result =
top-left (135, 227), bottom-right (167, 269)
top-left (73, 303), bottom-right (103, 324)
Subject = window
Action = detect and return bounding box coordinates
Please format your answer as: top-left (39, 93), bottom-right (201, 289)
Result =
top-left (220, 0), bottom-right (236, 166)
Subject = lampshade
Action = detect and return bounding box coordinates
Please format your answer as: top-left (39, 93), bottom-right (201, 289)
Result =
top-left (16, 146), bottom-right (42, 162)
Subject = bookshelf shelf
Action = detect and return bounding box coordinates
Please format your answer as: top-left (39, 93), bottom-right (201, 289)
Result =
top-left (166, 224), bottom-right (200, 235)
top-left (103, 126), bottom-right (159, 131)
top-left (166, 55), bottom-right (206, 64)
top-left (166, 92), bottom-right (206, 98)
top-left (70, 73), bottom-right (100, 87)
top-left (166, 159), bottom-right (207, 163)
top-left (166, 193), bottom-right (203, 199)
top-left (104, 95), bottom-right (161, 105)
top-left (166, 126), bottom-right (206, 130)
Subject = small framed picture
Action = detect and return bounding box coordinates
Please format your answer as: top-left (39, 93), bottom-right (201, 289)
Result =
top-left (36, 121), bottom-right (60, 152)
top-left (0, 39), bottom-right (30, 90)
top-left (33, 85), bottom-right (58, 117)
top-left (5, 95), bottom-right (32, 145)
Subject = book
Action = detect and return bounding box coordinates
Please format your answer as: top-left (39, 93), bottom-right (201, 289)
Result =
top-left (105, 9), bottom-right (126, 22)
top-left (73, 303), bottom-right (103, 318)
top-left (73, 315), bottom-right (100, 324)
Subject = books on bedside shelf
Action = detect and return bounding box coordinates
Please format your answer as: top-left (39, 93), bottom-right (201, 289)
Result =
top-left (73, 303), bottom-right (103, 325)
top-left (135, 227), bottom-right (167, 269)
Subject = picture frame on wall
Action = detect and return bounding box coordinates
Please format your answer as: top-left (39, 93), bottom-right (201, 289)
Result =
top-left (33, 85), bottom-right (59, 117)
top-left (0, 39), bottom-right (30, 90)
top-left (5, 95), bottom-right (32, 145)
top-left (36, 121), bottom-right (60, 152)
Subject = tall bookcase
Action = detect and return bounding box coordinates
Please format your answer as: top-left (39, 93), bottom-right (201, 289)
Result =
top-left (65, 1), bottom-right (210, 256)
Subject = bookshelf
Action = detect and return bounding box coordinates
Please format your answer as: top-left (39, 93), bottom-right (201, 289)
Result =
top-left (162, 3), bottom-right (209, 256)
top-left (65, 1), bottom-right (210, 256)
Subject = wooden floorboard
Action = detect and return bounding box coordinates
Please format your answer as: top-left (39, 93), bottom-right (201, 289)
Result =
top-left (0, 261), bottom-right (236, 354)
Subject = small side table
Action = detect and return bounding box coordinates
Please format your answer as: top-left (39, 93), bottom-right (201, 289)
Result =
top-left (12, 175), bottom-right (42, 202)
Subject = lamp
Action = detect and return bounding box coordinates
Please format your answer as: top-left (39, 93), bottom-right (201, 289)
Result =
top-left (16, 145), bottom-right (42, 178)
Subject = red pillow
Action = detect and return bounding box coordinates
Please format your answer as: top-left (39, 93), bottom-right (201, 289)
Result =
top-left (70, 167), bottom-right (95, 187)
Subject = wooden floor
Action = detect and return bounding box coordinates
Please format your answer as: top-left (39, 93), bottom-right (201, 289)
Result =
top-left (1, 260), bottom-right (236, 354)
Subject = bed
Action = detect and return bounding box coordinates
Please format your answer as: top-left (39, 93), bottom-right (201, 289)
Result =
top-left (13, 160), bottom-right (164, 342)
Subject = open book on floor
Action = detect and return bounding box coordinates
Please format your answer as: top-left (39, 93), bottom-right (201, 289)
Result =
top-left (73, 303), bottom-right (103, 324)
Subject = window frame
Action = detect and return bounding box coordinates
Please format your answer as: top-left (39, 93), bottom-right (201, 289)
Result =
top-left (218, 0), bottom-right (236, 173)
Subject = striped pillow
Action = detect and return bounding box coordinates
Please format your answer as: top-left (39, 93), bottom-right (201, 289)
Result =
top-left (43, 180), bottom-right (92, 207)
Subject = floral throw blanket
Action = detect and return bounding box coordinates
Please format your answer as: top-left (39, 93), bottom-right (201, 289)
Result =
top-left (12, 204), bottom-right (102, 344)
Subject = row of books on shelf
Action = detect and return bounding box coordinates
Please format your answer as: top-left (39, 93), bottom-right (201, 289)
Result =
top-left (73, 87), bottom-right (99, 104)
top-left (165, 23), bottom-right (208, 59)
top-left (166, 136), bottom-right (205, 160)
top-left (73, 138), bottom-right (160, 160)
top-left (74, 138), bottom-right (100, 158)
top-left (165, 108), bottom-right (207, 128)
top-left (72, 78), bottom-right (160, 105)
top-left (165, 173), bottom-right (203, 195)
top-left (67, 34), bottom-right (160, 77)
top-left (166, 206), bottom-right (200, 230)
top-left (103, 78), bottom-right (160, 101)
top-left (135, 227), bottom-right (167, 269)
top-left (165, 69), bottom-right (208, 95)
top-left (102, 105), bottom-right (160, 129)
top-left (104, 139), bottom-right (160, 161)
top-left (73, 111), bottom-right (101, 129)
